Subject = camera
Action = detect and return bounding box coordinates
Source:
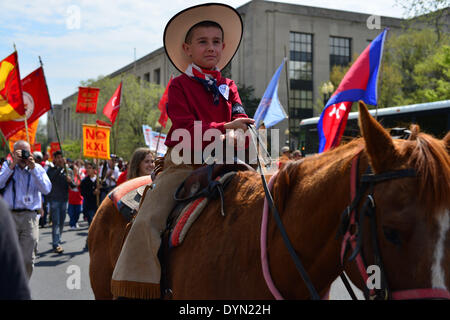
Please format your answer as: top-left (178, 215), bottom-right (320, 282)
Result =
top-left (21, 150), bottom-right (30, 160)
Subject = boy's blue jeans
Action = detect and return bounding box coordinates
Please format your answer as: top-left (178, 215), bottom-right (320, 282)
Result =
top-left (68, 204), bottom-right (82, 227)
top-left (50, 201), bottom-right (68, 248)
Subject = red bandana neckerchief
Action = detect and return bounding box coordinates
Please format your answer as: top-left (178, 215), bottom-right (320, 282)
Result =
top-left (185, 63), bottom-right (222, 105)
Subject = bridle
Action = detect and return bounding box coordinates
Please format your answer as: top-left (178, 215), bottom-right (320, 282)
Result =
top-left (338, 150), bottom-right (450, 300)
top-left (258, 145), bottom-right (450, 300)
top-left (249, 123), bottom-right (450, 300)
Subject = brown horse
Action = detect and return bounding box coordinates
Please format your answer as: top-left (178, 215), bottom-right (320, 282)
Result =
top-left (88, 176), bottom-right (152, 299)
top-left (87, 196), bottom-right (123, 299)
top-left (89, 101), bottom-right (450, 299)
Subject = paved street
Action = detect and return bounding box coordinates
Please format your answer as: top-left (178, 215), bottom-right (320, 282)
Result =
top-left (29, 218), bottom-right (94, 300)
top-left (28, 215), bottom-right (363, 300)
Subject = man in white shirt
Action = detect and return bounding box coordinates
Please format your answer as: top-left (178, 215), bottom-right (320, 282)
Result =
top-left (0, 141), bottom-right (52, 278)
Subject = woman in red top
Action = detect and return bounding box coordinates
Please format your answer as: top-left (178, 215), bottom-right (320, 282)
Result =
top-left (68, 163), bottom-right (83, 229)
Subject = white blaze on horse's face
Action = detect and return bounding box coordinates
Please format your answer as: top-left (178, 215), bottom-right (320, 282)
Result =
top-left (431, 209), bottom-right (450, 290)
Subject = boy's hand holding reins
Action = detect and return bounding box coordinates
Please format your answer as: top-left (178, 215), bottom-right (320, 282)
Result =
top-left (221, 118), bottom-right (255, 149)
top-left (224, 118), bottom-right (255, 131)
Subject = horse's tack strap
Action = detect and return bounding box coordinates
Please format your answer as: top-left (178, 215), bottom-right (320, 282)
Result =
top-left (261, 171), bottom-right (284, 300)
top-left (391, 288), bottom-right (450, 300)
top-left (340, 151), bottom-right (372, 295)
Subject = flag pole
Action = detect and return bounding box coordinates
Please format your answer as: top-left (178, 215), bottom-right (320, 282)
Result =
top-left (155, 126), bottom-right (162, 156)
top-left (80, 114), bottom-right (87, 159)
top-left (95, 123), bottom-right (100, 207)
top-left (13, 43), bottom-right (30, 146)
top-left (283, 48), bottom-right (290, 148)
top-left (114, 111), bottom-right (120, 154)
top-left (114, 80), bottom-right (123, 155)
top-left (23, 117), bottom-right (30, 145)
top-left (39, 56), bottom-right (68, 175)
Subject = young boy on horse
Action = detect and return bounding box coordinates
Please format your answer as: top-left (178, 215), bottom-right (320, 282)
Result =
top-left (111, 3), bottom-right (254, 299)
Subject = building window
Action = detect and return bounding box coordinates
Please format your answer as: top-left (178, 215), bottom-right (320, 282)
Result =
top-left (153, 68), bottom-right (161, 85)
top-left (329, 36), bottom-right (352, 69)
top-left (289, 32), bottom-right (312, 82)
top-left (289, 32), bottom-right (314, 133)
top-left (144, 73), bottom-right (150, 82)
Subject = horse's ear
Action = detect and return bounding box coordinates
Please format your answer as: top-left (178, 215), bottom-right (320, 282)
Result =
top-left (408, 124), bottom-right (420, 141)
top-left (443, 131), bottom-right (450, 154)
top-left (358, 100), bottom-right (398, 173)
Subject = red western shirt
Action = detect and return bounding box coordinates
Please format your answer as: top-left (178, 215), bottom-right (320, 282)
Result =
top-left (165, 74), bottom-right (248, 150)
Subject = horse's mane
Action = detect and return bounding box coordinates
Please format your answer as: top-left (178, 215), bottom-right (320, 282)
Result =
top-left (271, 129), bottom-right (450, 216)
top-left (404, 131), bottom-right (450, 213)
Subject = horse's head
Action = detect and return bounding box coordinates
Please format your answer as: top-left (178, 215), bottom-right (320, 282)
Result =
top-left (348, 101), bottom-right (450, 299)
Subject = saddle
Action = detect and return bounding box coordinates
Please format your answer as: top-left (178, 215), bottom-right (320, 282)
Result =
top-left (167, 160), bottom-right (255, 246)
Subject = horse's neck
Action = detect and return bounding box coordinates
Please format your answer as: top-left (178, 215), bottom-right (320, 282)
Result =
top-left (277, 144), bottom-right (366, 258)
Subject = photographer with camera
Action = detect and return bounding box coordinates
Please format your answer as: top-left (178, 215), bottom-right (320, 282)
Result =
top-left (46, 150), bottom-right (75, 254)
top-left (0, 140), bottom-right (52, 279)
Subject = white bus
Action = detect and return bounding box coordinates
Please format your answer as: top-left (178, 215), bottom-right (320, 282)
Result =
top-left (298, 100), bottom-right (450, 155)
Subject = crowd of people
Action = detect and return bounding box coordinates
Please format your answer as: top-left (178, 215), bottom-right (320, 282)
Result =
top-left (277, 146), bottom-right (304, 169)
top-left (0, 140), bottom-right (155, 298)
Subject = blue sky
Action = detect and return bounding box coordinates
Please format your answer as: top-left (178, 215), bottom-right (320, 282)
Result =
top-left (0, 0), bottom-right (409, 125)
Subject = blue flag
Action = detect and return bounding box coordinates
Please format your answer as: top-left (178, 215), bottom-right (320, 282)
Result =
top-left (253, 59), bottom-right (288, 128)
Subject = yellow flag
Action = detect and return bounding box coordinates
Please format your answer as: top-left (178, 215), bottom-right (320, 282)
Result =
top-left (82, 124), bottom-right (111, 160)
top-left (8, 119), bottom-right (39, 151)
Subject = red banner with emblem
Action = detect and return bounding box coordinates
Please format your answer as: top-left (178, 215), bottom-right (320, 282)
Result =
top-left (76, 87), bottom-right (99, 114)
top-left (0, 67), bottom-right (51, 140)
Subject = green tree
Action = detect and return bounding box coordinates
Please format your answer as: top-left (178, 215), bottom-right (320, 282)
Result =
top-left (62, 139), bottom-right (82, 160)
top-left (412, 44), bottom-right (450, 101)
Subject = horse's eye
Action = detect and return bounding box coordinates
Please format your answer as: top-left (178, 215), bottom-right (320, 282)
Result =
top-left (383, 227), bottom-right (401, 246)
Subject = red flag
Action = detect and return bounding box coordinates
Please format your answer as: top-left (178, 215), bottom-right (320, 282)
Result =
top-left (32, 143), bottom-right (41, 152)
top-left (0, 51), bottom-right (25, 121)
top-left (96, 119), bottom-right (112, 127)
top-left (158, 76), bottom-right (172, 128)
top-left (318, 29), bottom-right (388, 153)
top-left (102, 81), bottom-right (122, 125)
top-left (0, 67), bottom-right (51, 140)
top-left (76, 87), bottom-right (99, 114)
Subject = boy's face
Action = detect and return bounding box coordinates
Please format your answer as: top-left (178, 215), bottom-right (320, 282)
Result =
top-left (183, 26), bottom-right (225, 70)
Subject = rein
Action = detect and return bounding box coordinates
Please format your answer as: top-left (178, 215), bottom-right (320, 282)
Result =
top-left (248, 125), bottom-right (320, 300)
top-left (339, 151), bottom-right (450, 300)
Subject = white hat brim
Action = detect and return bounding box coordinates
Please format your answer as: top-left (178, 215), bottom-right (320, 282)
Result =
top-left (164, 3), bottom-right (243, 73)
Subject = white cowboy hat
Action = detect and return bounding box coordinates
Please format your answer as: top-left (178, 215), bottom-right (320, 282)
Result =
top-left (163, 3), bottom-right (243, 73)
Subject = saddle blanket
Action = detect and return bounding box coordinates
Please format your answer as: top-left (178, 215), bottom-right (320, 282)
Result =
top-left (169, 172), bottom-right (236, 248)
top-left (109, 175), bottom-right (152, 222)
